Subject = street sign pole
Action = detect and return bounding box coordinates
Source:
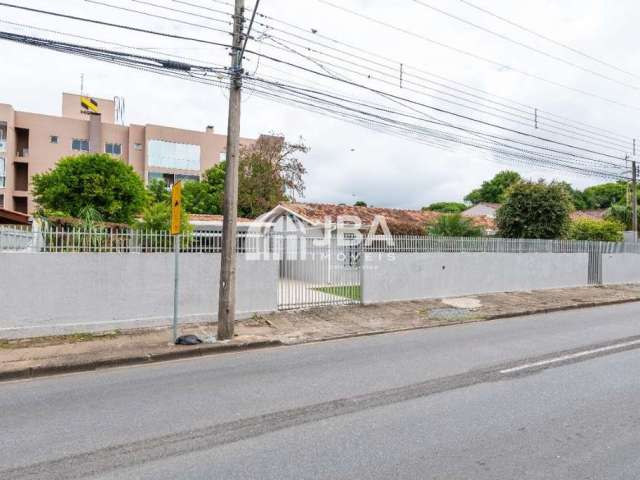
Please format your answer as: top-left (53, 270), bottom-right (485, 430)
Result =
top-left (171, 182), bottom-right (183, 343)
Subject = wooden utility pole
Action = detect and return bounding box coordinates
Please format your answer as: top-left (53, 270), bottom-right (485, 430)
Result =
top-left (217, 0), bottom-right (245, 340)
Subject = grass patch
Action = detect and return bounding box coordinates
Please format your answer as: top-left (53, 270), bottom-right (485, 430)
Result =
top-left (313, 285), bottom-right (361, 301)
top-left (0, 330), bottom-right (122, 350)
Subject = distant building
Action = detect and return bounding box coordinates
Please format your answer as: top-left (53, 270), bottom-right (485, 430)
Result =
top-left (461, 202), bottom-right (501, 219)
top-left (0, 92), bottom-right (262, 213)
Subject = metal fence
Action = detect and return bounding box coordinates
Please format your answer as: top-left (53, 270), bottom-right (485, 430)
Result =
top-left (361, 235), bottom-right (636, 254)
top-left (2, 226), bottom-right (639, 255)
top-left (0, 226), bottom-right (268, 253)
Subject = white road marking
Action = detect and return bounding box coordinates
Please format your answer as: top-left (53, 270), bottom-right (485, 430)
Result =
top-left (500, 338), bottom-right (640, 374)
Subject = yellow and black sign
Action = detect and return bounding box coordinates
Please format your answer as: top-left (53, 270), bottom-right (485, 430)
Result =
top-left (80, 96), bottom-right (100, 114)
top-left (170, 182), bottom-right (182, 235)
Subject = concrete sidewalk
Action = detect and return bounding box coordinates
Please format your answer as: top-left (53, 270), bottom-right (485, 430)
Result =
top-left (3, 284), bottom-right (640, 381)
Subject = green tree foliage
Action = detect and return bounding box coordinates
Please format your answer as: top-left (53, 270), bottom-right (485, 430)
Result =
top-left (182, 135), bottom-right (308, 218)
top-left (32, 153), bottom-right (146, 224)
top-left (182, 163), bottom-right (226, 215)
top-left (423, 202), bottom-right (467, 213)
top-left (464, 170), bottom-right (521, 204)
top-left (496, 180), bottom-right (573, 239)
top-left (557, 181), bottom-right (589, 210)
top-left (146, 178), bottom-right (171, 204)
top-left (568, 218), bottom-right (623, 242)
top-left (136, 201), bottom-right (192, 234)
top-left (582, 182), bottom-right (627, 209)
top-left (426, 213), bottom-right (484, 237)
top-left (354, 200), bottom-right (368, 207)
top-left (605, 204), bottom-right (640, 231)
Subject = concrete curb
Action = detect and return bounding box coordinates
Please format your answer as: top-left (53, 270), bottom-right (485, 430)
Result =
top-left (3, 297), bottom-right (640, 382)
top-left (0, 339), bottom-right (283, 382)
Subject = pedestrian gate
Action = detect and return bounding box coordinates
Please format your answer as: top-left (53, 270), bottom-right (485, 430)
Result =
top-left (276, 235), bottom-right (362, 310)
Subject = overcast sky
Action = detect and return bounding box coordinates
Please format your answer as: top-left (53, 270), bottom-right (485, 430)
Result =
top-left (1, 0), bottom-right (639, 209)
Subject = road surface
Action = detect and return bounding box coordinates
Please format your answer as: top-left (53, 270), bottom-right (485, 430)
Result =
top-left (2, 302), bottom-right (640, 479)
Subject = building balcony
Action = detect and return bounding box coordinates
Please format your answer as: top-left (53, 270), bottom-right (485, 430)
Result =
top-left (15, 148), bottom-right (29, 159)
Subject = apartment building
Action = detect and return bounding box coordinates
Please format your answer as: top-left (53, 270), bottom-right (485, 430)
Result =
top-left (0, 92), bottom-right (258, 213)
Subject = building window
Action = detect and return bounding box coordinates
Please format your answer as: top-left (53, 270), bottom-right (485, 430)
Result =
top-left (134, 143), bottom-right (143, 151)
top-left (105, 143), bottom-right (122, 155)
top-left (219, 152), bottom-right (227, 162)
top-left (148, 172), bottom-right (199, 188)
top-left (148, 139), bottom-right (201, 171)
top-left (0, 157), bottom-right (5, 188)
top-left (50, 135), bottom-right (59, 144)
top-left (72, 138), bottom-right (89, 151)
top-left (175, 174), bottom-right (199, 183)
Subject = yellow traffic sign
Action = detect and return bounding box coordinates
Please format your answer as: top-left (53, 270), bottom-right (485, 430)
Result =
top-left (170, 181), bottom-right (182, 235)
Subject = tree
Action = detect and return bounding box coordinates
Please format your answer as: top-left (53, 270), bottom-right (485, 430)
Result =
top-left (136, 201), bottom-right (192, 234)
top-left (496, 180), bottom-right (573, 239)
top-left (182, 135), bottom-right (308, 218)
top-left (354, 200), bottom-right (368, 207)
top-left (568, 218), bottom-right (623, 242)
top-left (182, 163), bottom-right (225, 215)
top-left (464, 170), bottom-right (521, 204)
top-left (423, 202), bottom-right (467, 213)
top-left (146, 178), bottom-right (171, 204)
top-left (237, 135), bottom-right (308, 218)
top-left (426, 213), bottom-right (484, 237)
top-left (557, 181), bottom-right (589, 210)
top-left (582, 182), bottom-right (627, 209)
top-left (32, 153), bottom-right (146, 224)
top-left (605, 204), bottom-right (640, 231)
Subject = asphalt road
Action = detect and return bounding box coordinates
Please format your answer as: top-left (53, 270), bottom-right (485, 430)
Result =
top-left (3, 302), bottom-right (640, 479)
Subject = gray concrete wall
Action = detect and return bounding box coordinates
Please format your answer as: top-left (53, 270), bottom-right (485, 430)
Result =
top-left (362, 252), bottom-right (590, 304)
top-left (602, 253), bottom-right (640, 284)
top-left (0, 253), bottom-right (278, 338)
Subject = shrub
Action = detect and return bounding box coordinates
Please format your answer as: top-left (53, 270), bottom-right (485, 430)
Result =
top-left (32, 153), bottom-right (146, 224)
top-left (426, 213), bottom-right (484, 237)
top-left (496, 180), bottom-right (572, 239)
top-left (568, 218), bottom-right (624, 242)
top-left (423, 202), bottom-right (467, 213)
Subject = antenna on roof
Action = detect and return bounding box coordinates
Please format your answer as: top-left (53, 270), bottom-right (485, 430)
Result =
top-left (114, 96), bottom-right (126, 125)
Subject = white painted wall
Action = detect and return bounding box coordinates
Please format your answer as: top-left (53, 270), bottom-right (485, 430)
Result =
top-left (362, 252), bottom-right (590, 304)
top-left (602, 253), bottom-right (640, 284)
top-left (0, 253), bottom-right (278, 338)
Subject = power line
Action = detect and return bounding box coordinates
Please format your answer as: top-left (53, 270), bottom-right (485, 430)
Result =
top-left (0, 9), bottom-right (631, 178)
top-left (174, 0), bottom-right (636, 146)
top-left (0, 2), bottom-right (233, 48)
top-left (409, 0), bottom-right (640, 91)
top-left (316, 0), bottom-right (640, 112)
top-left (0, 10), bottom-right (627, 164)
top-left (459, 0), bottom-right (640, 82)
top-left (121, 0), bottom-right (635, 151)
top-left (0, 27), bottom-right (624, 179)
top-left (84, 0), bottom-right (231, 35)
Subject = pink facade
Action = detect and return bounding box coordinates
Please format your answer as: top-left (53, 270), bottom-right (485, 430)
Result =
top-left (0, 92), bottom-right (258, 213)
